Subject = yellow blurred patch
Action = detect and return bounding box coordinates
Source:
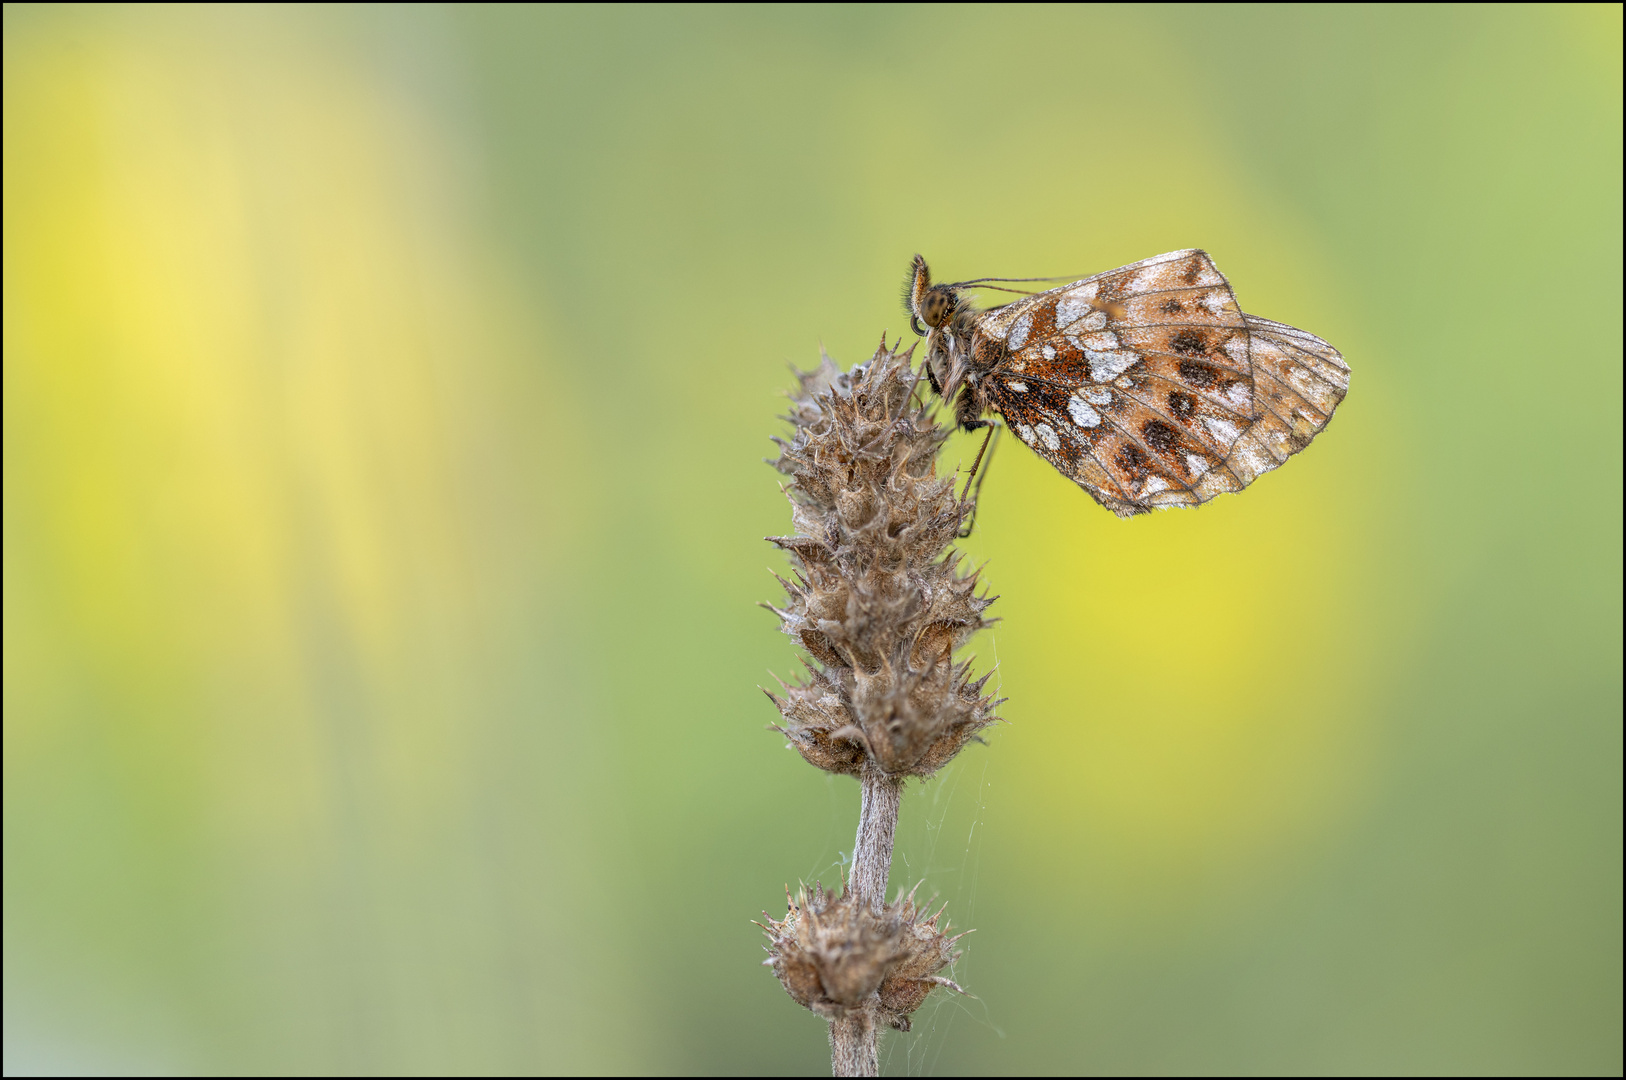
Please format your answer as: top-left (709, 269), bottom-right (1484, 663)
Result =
top-left (963, 380), bottom-right (1401, 919)
top-left (4, 11), bottom-right (594, 1068)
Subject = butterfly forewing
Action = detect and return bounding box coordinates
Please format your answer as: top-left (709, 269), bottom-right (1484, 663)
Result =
top-left (969, 249), bottom-right (1347, 516)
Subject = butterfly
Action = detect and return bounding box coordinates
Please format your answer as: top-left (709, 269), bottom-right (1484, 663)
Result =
top-left (906, 250), bottom-right (1349, 517)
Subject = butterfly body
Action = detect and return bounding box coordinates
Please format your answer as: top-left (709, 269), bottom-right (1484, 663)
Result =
top-left (907, 250), bottom-right (1349, 517)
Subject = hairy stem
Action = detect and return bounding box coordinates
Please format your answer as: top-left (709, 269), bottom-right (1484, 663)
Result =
top-left (828, 1009), bottom-right (878, 1077)
top-left (828, 771), bottom-right (903, 1075)
top-left (848, 772), bottom-right (903, 910)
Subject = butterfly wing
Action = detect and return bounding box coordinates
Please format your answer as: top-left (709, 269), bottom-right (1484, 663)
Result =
top-left (971, 249), bottom-right (1348, 516)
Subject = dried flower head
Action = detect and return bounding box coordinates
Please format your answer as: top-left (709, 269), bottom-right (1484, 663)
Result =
top-left (875, 890), bottom-right (967, 1032)
top-left (764, 340), bottom-right (1002, 779)
top-left (761, 883), bottom-right (966, 1031)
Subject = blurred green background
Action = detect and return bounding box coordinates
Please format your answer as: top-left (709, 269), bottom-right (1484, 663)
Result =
top-left (4, 4), bottom-right (1620, 1075)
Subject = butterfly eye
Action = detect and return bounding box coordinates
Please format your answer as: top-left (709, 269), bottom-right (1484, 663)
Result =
top-left (921, 289), bottom-right (954, 328)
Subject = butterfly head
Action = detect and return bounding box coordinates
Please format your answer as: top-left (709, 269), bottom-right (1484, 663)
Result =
top-left (905, 255), bottom-right (977, 404)
top-left (905, 255), bottom-right (960, 338)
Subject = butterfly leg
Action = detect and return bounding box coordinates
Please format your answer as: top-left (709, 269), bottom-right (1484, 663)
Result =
top-left (957, 420), bottom-right (1001, 538)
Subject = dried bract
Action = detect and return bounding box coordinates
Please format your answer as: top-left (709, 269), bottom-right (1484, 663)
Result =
top-left (764, 341), bottom-right (1001, 779)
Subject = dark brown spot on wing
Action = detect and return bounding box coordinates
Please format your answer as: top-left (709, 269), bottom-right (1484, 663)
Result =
top-left (1159, 298), bottom-right (1184, 314)
top-left (1178, 358), bottom-right (1220, 388)
top-left (1170, 330), bottom-right (1207, 356)
top-left (1142, 419), bottom-right (1179, 453)
top-left (1167, 390), bottom-right (1196, 422)
top-left (1114, 442), bottom-right (1152, 481)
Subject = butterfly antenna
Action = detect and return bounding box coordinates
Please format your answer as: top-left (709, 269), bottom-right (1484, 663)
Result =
top-left (965, 284), bottom-right (1046, 296)
top-left (947, 274), bottom-right (1078, 286)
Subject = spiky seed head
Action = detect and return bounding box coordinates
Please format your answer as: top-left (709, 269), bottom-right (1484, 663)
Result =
top-left (762, 883), bottom-right (966, 1030)
top-left (765, 341), bottom-right (1002, 780)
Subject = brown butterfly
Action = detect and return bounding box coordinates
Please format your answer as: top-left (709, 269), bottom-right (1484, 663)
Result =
top-left (907, 250), bottom-right (1349, 517)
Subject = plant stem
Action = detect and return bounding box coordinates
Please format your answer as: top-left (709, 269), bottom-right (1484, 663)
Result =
top-left (848, 772), bottom-right (903, 910)
top-left (829, 771), bottom-right (903, 1075)
top-left (829, 1009), bottom-right (878, 1076)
